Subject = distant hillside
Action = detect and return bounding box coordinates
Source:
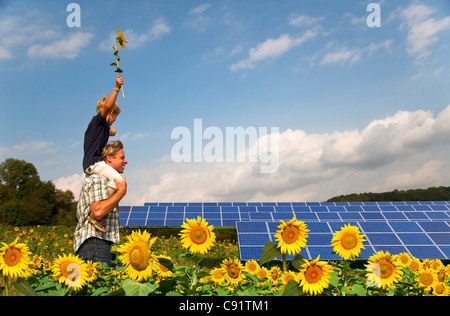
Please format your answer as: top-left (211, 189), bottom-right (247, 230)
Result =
top-left (327, 186), bottom-right (450, 202)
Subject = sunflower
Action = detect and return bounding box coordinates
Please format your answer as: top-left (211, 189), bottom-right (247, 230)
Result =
top-left (366, 250), bottom-right (403, 289)
top-left (433, 283), bottom-right (449, 296)
top-left (155, 255), bottom-right (173, 278)
top-left (0, 237), bottom-right (32, 278)
top-left (244, 260), bottom-right (260, 275)
top-left (116, 230), bottom-right (157, 282)
top-left (52, 253), bottom-right (89, 290)
top-left (257, 267), bottom-right (269, 279)
top-left (331, 224), bottom-right (365, 260)
top-left (221, 258), bottom-right (245, 285)
top-left (415, 269), bottom-right (438, 292)
top-left (210, 267), bottom-right (225, 285)
top-left (268, 266), bottom-right (282, 284)
top-left (436, 266), bottom-right (448, 284)
top-left (116, 30), bottom-right (129, 49)
top-left (409, 257), bottom-right (422, 272)
top-left (179, 217), bottom-right (216, 254)
top-left (298, 255), bottom-right (334, 295)
top-left (281, 271), bottom-right (298, 285)
top-left (396, 252), bottom-right (412, 267)
top-left (274, 216), bottom-right (309, 256)
top-left (84, 261), bottom-right (98, 283)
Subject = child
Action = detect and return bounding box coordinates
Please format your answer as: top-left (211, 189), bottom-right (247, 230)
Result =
top-left (83, 75), bottom-right (124, 233)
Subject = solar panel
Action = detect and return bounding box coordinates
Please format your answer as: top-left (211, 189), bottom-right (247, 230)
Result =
top-left (119, 201), bottom-right (450, 261)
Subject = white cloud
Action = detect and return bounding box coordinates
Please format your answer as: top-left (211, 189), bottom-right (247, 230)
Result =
top-left (400, 3), bottom-right (450, 59)
top-left (53, 173), bottom-right (85, 198)
top-left (320, 40), bottom-right (392, 65)
top-left (28, 32), bottom-right (94, 59)
top-left (106, 105), bottom-right (450, 205)
top-left (189, 3), bottom-right (212, 15)
top-left (99, 19), bottom-right (171, 51)
top-left (231, 31), bottom-right (317, 71)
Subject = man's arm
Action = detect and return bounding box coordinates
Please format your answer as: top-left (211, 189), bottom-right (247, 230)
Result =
top-left (90, 177), bottom-right (127, 221)
top-left (100, 75), bottom-right (124, 118)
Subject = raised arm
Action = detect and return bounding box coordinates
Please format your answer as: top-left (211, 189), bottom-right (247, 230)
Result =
top-left (90, 177), bottom-right (127, 221)
top-left (100, 75), bottom-right (124, 118)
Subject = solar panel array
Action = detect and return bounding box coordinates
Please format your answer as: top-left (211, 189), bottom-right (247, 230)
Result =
top-left (119, 201), bottom-right (450, 261)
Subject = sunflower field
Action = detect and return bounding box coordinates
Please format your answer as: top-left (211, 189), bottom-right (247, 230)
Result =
top-left (1, 216), bottom-right (449, 296)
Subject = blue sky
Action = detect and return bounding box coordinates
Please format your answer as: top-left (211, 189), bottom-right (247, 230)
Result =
top-left (1, 0), bottom-right (450, 204)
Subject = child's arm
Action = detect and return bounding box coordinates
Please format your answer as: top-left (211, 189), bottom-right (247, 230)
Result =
top-left (109, 125), bottom-right (116, 136)
top-left (100, 75), bottom-right (124, 119)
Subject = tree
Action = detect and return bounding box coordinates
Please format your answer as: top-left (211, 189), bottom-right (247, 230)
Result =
top-left (0, 158), bottom-right (77, 226)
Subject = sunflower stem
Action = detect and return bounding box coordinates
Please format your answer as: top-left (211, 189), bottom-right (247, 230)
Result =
top-left (282, 253), bottom-right (287, 273)
top-left (4, 276), bottom-right (10, 296)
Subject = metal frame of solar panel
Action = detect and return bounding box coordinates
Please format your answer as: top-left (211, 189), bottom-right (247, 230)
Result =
top-left (119, 201), bottom-right (450, 261)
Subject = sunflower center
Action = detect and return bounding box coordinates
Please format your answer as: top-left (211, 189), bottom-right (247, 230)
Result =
top-left (129, 244), bottom-right (150, 271)
top-left (4, 248), bottom-right (21, 266)
top-left (341, 233), bottom-right (358, 250)
top-left (190, 227), bottom-right (208, 244)
top-left (282, 225), bottom-right (299, 244)
top-left (305, 265), bottom-right (322, 284)
top-left (247, 263), bottom-right (258, 272)
top-left (420, 273), bottom-right (433, 286)
top-left (378, 260), bottom-right (394, 279)
top-left (227, 264), bottom-right (240, 279)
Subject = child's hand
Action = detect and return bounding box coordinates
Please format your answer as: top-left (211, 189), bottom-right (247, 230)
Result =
top-left (109, 125), bottom-right (116, 136)
top-left (116, 75), bottom-right (123, 89)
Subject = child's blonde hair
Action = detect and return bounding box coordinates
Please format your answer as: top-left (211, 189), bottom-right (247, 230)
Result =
top-left (96, 95), bottom-right (122, 116)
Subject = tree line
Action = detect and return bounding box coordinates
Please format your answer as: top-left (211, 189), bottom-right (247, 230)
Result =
top-left (327, 186), bottom-right (450, 202)
top-left (0, 158), bottom-right (77, 226)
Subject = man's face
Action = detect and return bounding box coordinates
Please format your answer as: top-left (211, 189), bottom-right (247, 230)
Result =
top-left (106, 149), bottom-right (127, 173)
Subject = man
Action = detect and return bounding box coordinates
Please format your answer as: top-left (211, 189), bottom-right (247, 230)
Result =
top-left (73, 140), bottom-right (128, 267)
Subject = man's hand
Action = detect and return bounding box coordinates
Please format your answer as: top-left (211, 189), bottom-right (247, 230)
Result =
top-left (115, 176), bottom-right (127, 198)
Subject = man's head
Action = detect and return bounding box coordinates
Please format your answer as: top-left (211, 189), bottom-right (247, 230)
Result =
top-left (97, 95), bottom-right (121, 126)
top-left (102, 140), bottom-right (127, 173)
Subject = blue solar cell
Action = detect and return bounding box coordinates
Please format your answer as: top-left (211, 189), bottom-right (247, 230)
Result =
top-left (327, 206), bottom-right (346, 212)
top-left (430, 205), bottom-right (449, 211)
top-left (131, 206), bottom-right (148, 212)
top-left (250, 213), bottom-right (273, 221)
top-left (272, 213), bottom-right (296, 221)
top-left (379, 205), bottom-right (397, 212)
top-left (362, 206), bottom-right (381, 212)
top-left (366, 233), bottom-right (401, 245)
top-left (373, 246), bottom-right (408, 256)
top-left (203, 212), bottom-right (221, 219)
top-left (165, 219), bottom-right (183, 226)
top-left (359, 222), bottom-right (392, 232)
top-left (222, 220), bottom-right (238, 226)
top-left (311, 206), bottom-right (328, 212)
top-left (404, 212), bottom-right (428, 220)
top-left (317, 212), bottom-right (341, 221)
top-left (166, 212), bottom-right (183, 219)
top-left (238, 233), bottom-right (271, 246)
top-left (408, 246), bottom-right (445, 259)
top-left (382, 212), bottom-right (407, 220)
top-left (206, 219), bottom-right (222, 226)
top-left (257, 206), bottom-right (274, 212)
top-left (186, 206), bottom-right (202, 212)
top-left (147, 212), bottom-right (165, 219)
top-left (127, 219), bottom-right (146, 226)
top-left (129, 212), bottom-right (147, 219)
top-left (389, 221), bottom-right (422, 232)
top-left (237, 221), bottom-right (268, 233)
top-left (428, 233), bottom-right (450, 244)
top-left (339, 212), bottom-right (364, 221)
top-left (275, 206), bottom-right (293, 212)
top-left (240, 213), bottom-right (250, 220)
top-left (119, 206), bottom-right (131, 212)
top-left (240, 206), bottom-right (257, 212)
top-left (222, 206), bottom-right (238, 212)
top-left (119, 218), bottom-right (128, 226)
top-left (307, 234), bottom-right (333, 246)
top-left (294, 212), bottom-right (318, 221)
top-left (306, 222), bottom-right (331, 233)
top-left (346, 206), bottom-right (363, 212)
top-left (149, 206), bottom-right (166, 212)
top-left (293, 206), bottom-right (310, 212)
top-left (204, 206), bottom-right (220, 212)
top-left (425, 212), bottom-right (449, 220)
top-left (439, 246), bottom-right (450, 258)
top-left (308, 247), bottom-right (340, 260)
top-left (418, 222), bottom-right (450, 232)
top-left (397, 233), bottom-right (433, 245)
top-left (396, 205), bottom-right (414, 212)
top-left (146, 219), bottom-right (165, 226)
top-left (239, 246), bottom-right (264, 261)
top-left (361, 212), bottom-right (385, 220)
top-left (222, 212), bottom-right (240, 219)
top-left (167, 206), bottom-right (184, 212)
top-left (413, 205), bottom-right (431, 211)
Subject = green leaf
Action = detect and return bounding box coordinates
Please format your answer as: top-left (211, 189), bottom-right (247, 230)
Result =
top-left (114, 68), bottom-right (123, 73)
top-left (259, 241), bottom-right (281, 266)
top-left (291, 254), bottom-right (306, 270)
top-left (14, 278), bottom-right (37, 296)
top-left (351, 284), bottom-right (366, 296)
top-left (282, 280), bottom-right (302, 296)
top-left (110, 62), bottom-right (117, 66)
top-left (121, 279), bottom-right (157, 296)
top-left (157, 257), bottom-right (174, 272)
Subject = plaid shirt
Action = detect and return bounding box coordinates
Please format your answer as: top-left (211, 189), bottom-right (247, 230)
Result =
top-left (73, 174), bottom-right (120, 253)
